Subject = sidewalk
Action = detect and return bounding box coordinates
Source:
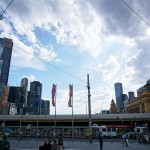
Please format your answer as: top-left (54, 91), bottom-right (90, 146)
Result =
top-left (10, 140), bottom-right (149, 150)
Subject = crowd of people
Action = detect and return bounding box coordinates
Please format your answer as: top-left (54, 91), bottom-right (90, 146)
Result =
top-left (121, 131), bottom-right (150, 146)
top-left (39, 134), bottom-right (64, 150)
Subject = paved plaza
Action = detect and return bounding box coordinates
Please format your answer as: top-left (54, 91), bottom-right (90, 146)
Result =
top-left (9, 139), bottom-right (150, 150)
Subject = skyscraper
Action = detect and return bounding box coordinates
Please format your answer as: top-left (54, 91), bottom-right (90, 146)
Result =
top-left (0, 38), bottom-right (13, 98)
top-left (28, 81), bottom-right (42, 115)
top-left (114, 83), bottom-right (123, 109)
top-left (41, 100), bottom-right (50, 115)
top-left (7, 86), bottom-right (23, 114)
top-left (128, 92), bottom-right (135, 101)
top-left (20, 78), bottom-right (28, 107)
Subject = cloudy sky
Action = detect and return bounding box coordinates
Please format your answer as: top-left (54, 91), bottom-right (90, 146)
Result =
top-left (0, 0), bottom-right (150, 115)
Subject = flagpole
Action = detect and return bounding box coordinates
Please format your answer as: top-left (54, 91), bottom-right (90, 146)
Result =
top-left (72, 84), bottom-right (74, 143)
top-left (54, 84), bottom-right (57, 138)
top-left (87, 74), bottom-right (92, 143)
top-left (36, 105), bottom-right (39, 142)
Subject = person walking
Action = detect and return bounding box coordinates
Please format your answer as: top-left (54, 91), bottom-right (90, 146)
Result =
top-left (98, 129), bottom-right (103, 150)
top-left (0, 135), bottom-right (10, 150)
top-left (58, 134), bottom-right (64, 149)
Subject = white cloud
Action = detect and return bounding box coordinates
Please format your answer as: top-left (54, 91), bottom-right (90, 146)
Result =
top-left (0, 19), bottom-right (12, 33)
top-left (1, 0), bottom-right (104, 57)
top-left (97, 56), bottom-right (120, 81)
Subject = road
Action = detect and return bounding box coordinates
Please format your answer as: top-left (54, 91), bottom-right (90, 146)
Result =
top-left (9, 138), bottom-right (149, 150)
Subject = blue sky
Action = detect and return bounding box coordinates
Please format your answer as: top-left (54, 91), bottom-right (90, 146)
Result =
top-left (0, 0), bottom-right (150, 114)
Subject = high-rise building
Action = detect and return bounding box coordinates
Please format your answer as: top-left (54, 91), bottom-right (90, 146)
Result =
top-left (8, 86), bottom-right (23, 114)
top-left (0, 38), bottom-right (13, 98)
top-left (28, 81), bottom-right (42, 115)
top-left (41, 100), bottom-right (50, 115)
top-left (114, 83), bottom-right (123, 109)
top-left (128, 92), bottom-right (135, 101)
top-left (20, 78), bottom-right (28, 107)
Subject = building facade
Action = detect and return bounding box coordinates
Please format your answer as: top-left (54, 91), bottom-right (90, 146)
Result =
top-left (8, 86), bottom-right (23, 114)
top-left (128, 92), bottom-right (135, 101)
top-left (127, 79), bottom-right (150, 113)
top-left (28, 81), bottom-right (42, 115)
top-left (20, 78), bottom-right (28, 107)
top-left (41, 100), bottom-right (50, 115)
top-left (114, 83), bottom-right (123, 109)
top-left (0, 38), bottom-right (13, 98)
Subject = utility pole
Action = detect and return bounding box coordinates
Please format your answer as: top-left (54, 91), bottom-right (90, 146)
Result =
top-left (87, 74), bottom-right (92, 143)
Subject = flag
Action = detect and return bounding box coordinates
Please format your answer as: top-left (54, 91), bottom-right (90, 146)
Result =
top-left (51, 84), bottom-right (56, 107)
top-left (68, 84), bottom-right (73, 107)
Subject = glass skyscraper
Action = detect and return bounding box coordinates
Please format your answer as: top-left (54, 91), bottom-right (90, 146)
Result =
top-left (114, 82), bottom-right (123, 109)
top-left (0, 38), bottom-right (13, 99)
top-left (28, 81), bottom-right (42, 115)
top-left (20, 78), bottom-right (28, 107)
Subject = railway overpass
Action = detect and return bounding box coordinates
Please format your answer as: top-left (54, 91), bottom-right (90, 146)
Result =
top-left (0, 113), bottom-right (149, 127)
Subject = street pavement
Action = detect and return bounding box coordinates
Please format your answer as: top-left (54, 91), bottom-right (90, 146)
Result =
top-left (9, 138), bottom-right (150, 150)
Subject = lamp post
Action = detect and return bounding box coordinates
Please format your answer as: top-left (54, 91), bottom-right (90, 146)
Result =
top-left (134, 122), bottom-right (137, 132)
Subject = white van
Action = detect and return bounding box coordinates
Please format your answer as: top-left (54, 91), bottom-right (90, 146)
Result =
top-left (92, 125), bottom-right (117, 137)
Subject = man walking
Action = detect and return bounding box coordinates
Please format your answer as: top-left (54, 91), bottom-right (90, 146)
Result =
top-left (98, 129), bottom-right (103, 150)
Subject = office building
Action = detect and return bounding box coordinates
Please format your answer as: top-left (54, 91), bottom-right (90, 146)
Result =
top-left (114, 83), bottom-right (123, 109)
top-left (0, 38), bottom-right (13, 98)
top-left (28, 81), bottom-right (42, 115)
top-left (20, 78), bottom-right (28, 107)
top-left (128, 92), bottom-right (135, 101)
top-left (41, 100), bottom-right (50, 115)
top-left (8, 86), bottom-right (23, 114)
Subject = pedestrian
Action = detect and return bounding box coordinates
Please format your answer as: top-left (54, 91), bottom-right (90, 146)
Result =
top-left (58, 135), bottom-right (64, 149)
top-left (39, 140), bottom-right (50, 150)
top-left (98, 129), bottom-right (103, 150)
top-left (47, 140), bottom-right (52, 150)
top-left (0, 135), bottom-right (10, 150)
top-left (52, 140), bottom-right (58, 150)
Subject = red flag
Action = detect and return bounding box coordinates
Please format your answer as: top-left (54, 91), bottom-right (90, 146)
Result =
top-left (68, 84), bottom-right (73, 107)
top-left (51, 84), bottom-right (56, 106)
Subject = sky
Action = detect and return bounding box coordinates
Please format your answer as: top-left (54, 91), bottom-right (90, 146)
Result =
top-left (0, 0), bottom-right (150, 115)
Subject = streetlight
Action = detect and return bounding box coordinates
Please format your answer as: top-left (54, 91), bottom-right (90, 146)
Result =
top-left (134, 122), bottom-right (137, 132)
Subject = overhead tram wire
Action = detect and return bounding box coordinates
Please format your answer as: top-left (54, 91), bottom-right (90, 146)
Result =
top-left (14, 44), bottom-right (87, 84)
top-left (0, 0), bottom-right (14, 19)
top-left (121, 0), bottom-right (150, 27)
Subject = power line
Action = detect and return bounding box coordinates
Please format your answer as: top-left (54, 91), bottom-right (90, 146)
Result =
top-left (13, 44), bottom-right (87, 84)
top-left (0, 0), bottom-right (14, 19)
top-left (121, 0), bottom-right (150, 27)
